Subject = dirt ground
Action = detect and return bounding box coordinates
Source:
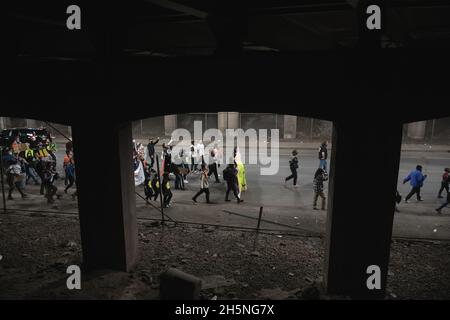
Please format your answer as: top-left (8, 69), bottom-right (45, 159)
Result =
top-left (0, 212), bottom-right (449, 300)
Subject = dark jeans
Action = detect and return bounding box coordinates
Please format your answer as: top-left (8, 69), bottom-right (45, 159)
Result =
top-left (405, 186), bottom-right (422, 201)
top-left (175, 173), bottom-right (184, 189)
top-left (437, 201), bottom-right (449, 211)
top-left (7, 175), bottom-right (25, 198)
top-left (208, 163), bottom-right (220, 182)
top-left (149, 155), bottom-right (155, 169)
top-left (225, 182), bottom-right (240, 201)
top-left (190, 157), bottom-right (195, 171)
top-left (45, 183), bottom-right (57, 203)
top-left (163, 190), bottom-right (172, 206)
top-left (438, 182), bottom-right (449, 197)
top-left (193, 188), bottom-right (210, 203)
top-left (285, 168), bottom-right (298, 185)
top-left (65, 175), bottom-right (75, 192)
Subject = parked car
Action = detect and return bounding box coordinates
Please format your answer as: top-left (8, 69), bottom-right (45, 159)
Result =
top-left (0, 127), bottom-right (53, 150)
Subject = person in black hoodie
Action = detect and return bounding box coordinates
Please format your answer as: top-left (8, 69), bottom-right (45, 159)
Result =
top-left (223, 162), bottom-right (242, 203)
top-left (151, 174), bottom-right (160, 201)
top-left (285, 150), bottom-right (299, 187)
top-left (162, 172), bottom-right (173, 208)
top-left (147, 137), bottom-right (159, 169)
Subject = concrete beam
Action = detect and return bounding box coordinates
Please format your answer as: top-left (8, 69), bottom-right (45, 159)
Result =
top-left (144, 0), bottom-right (208, 19)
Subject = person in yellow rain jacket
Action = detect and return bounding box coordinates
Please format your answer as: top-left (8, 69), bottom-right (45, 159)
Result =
top-left (234, 148), bottom-right (247, 196)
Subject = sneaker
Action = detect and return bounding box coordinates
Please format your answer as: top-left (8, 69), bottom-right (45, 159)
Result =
top-left (293, 185), bottom-right (299, 188)
top-left (238, 199), bottom-right (244, 203)
top-left (225, 199), bottom-right (231, 202)
top-left (192, 198), bottom-right (197, 203)
top-left (438, 195), bottom-right (444, 199)
top-left (436, 208), bottom-right (442, 214)
top-left (313, 207), bottom-right (319, 210)
top-left (184, 180), bottom-right (189, 183)
top-left (418, 199), bottom-right (424, 202)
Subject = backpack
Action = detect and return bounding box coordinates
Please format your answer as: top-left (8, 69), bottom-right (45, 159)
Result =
top-left (223, 168), bottom-right (231, 181)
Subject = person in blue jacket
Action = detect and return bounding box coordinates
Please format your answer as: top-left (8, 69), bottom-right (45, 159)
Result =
top-left (403, 165), bottom-right (427, 203)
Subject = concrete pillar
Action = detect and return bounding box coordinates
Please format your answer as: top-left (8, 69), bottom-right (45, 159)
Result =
top-left (73, 120), bottom-right (138, 271)
top-left (218, 112), bottom-right (227, 133)
top-left (407, 121), bottom-right (426, 140)
top-left (227, 112), bottom-right (239, 129)
top-left (26, 119), bottom-right (39, 128)
top-left (325, 118), bottom-right (403, 299)
top-left (68, 126), bottom-right (72, 138)
top-left (283, 115), bottom-right (297, 139)
top-left (218, 112), bottom-right (240, 133)
top-left (0, 117), bottom-right (5, 130)
top-left (164, 114), bottom-right (177, 137)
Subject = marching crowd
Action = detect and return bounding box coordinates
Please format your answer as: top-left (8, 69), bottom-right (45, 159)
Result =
top-left (1, 133), bottom-right (448, 215)
top-left (132, 138), bottom-right (246, 208)
top-left (1, 135), bottom-right (76, 205)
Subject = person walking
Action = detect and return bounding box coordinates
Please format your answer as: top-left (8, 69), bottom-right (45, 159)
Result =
top-left (403, 165), bottom-right (427, 203)
top-left (223, 162), bottom-right (242, 203)
top-left (192, 165), bottom-right (211, 203)
top-left (318, 141), bottom-right (328, 171)
top-left (162, 172), bottom-right (173, 208)
top-left (285, 150), bottom-right (299, 187)
top-left (436, 191), bottom-right (449, 214)
top-left (208, 146), bottom-right (220, 183)
top-left (189, 140), bottom-right (197, 172)
top-left (43, 161), bottom-right (58, 204)
top-left (147, 137), bottom-right (159, 170)
top-left (438, 168), bottom-right (449, 198)
top-left (64, 156), bottom-right (76, 193)
top-left (6, 159), bottom-right (26, 200)
top-left (313, 168), bottom-right (328, 210)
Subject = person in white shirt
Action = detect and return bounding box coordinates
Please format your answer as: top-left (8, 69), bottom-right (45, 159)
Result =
top-left (196, 140), bottom-right (205, 167)
top-left (189, 140), bottom-right (197, 172)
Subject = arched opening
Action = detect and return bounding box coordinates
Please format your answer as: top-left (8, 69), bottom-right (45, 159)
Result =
top-left (0, 116), bottom-right (81, 299)
top-left (387, 116), bottom-right (450, 299)
top-left (130, 112), bottom-right (333, 299)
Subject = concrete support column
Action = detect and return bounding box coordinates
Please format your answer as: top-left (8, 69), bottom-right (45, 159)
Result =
top-left (26, 119), bottom-right (39, 128)
top-left (164, 114), bottom-right (177, 137)
top-left (227, 112), bottom-right (240, 129)
top-left (407, 121), bottom-right (426, 140)
top-left (218, 112), bottom-right (240, 133)
top-left (283, 115), bottom-right (297, 139)
top-left (73, 120), bottom-right (138, 271)
top-left (218, 112), bottom-right (227, 133)
top-left (0, 117), bottom-right (5, 130)
top-left (325, 118), bottom-right (403, 299)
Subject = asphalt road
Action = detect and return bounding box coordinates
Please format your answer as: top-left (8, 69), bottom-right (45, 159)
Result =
top-left (3, 143), bottom-right (450, 240)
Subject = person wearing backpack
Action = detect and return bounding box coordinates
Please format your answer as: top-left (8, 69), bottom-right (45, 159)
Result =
top-left (285, 150), bottom-right (299, 187)
top-left (223, 162), bottom-right (242, 203)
